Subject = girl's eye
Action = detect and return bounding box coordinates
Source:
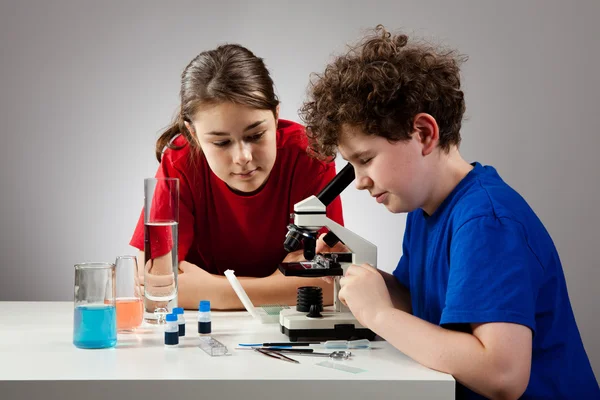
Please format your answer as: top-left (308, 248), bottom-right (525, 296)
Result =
top-left (214, 140), bottom-right (230, 147)
top-left (360, 157), bottom-right (372, 165)
top-left (246, 132), bottom-right (265, 142)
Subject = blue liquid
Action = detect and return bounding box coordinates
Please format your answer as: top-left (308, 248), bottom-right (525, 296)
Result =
top-left (73, 304), bottom-right (117, 349)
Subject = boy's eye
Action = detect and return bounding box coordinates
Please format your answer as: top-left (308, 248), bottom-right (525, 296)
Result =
top-left (359, 157), bottom-right (372, 165)
top-left (214, 140), bottom-right (230, 147)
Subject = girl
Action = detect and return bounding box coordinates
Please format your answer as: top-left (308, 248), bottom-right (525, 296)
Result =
top-left (131, 44), bottom-right (343, 310)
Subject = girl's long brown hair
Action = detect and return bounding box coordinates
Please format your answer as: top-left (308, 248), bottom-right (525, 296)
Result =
top-left (155, 44), bottom-right (279, 162)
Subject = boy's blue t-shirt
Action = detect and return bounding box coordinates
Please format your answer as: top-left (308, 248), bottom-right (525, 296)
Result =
top-left (393, 162), bottom-right (599, 399)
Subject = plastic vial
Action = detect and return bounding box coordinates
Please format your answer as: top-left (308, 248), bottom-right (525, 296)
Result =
top-left (198, 300), bottom-right (211, 334)
top-left (164, 314), bottom-right (179, 346)
top-left (172, 307), bottom-right (185, 336)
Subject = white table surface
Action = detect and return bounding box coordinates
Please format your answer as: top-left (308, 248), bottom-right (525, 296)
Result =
top-left (0, 302), bottom-right (454, 399)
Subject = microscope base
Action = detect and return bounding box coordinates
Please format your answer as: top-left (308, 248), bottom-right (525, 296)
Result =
top-left (279, 308), bottom-right (375, 342)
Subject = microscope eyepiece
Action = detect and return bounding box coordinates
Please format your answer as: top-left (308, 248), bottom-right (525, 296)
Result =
top-left (316, 163), bottom-right (355, 206)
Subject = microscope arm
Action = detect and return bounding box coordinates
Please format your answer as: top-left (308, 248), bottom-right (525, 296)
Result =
top-left (293, 207), bottom-right (377, 268)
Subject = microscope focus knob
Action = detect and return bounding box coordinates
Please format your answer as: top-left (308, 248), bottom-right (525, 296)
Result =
top-left (296, 286), bottom-right (323, 314)
top-left (307, 304), bottom-right (323, 318)
top-left (322, 231), bottom-right (341, 248)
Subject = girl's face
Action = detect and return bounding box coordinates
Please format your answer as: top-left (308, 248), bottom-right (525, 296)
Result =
top-left (186, 102), bottom-right (278, 193)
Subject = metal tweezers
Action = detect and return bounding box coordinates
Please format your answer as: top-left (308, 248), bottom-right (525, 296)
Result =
top-left (254, 347), bottom-right (300, 364)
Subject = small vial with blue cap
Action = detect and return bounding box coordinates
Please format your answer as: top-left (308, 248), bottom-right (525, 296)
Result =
top-left (198, 300), bottom-right (211, 334)
top-left (172, 307), bottom-right (185, 336)
top-left (164, 314), bottom-right (179, 346)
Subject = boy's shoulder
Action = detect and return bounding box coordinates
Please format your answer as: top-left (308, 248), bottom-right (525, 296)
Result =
top-left (453, 163), bottom-right (531, 223)
top-left (412, 163), bottom-right (537, 231)
top-left (426, 163), bottom-right (556, 268)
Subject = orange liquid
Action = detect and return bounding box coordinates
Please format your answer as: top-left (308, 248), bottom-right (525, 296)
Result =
top-left (116, 297), bottom-right (143, 331)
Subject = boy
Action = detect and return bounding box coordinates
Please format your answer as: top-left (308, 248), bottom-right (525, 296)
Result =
top-left (300, 26), bottom-right (599, 399)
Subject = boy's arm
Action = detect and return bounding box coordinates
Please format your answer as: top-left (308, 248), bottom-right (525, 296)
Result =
top-left (340, 264), bottom-right (531, 400)
top-left (370, 308), bottom-right (532, 400)
top-left (380, 270), bottom-right (412, 313)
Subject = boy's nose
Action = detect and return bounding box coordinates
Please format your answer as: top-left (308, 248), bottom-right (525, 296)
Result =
top-left (355, 175), bottom-right (373, 191)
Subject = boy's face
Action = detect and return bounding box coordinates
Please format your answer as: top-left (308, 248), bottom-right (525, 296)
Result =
top-left (338, 124), bottom-right (431, 214)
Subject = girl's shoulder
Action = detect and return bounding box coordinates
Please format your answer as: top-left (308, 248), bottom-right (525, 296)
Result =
top-left (161, 134), bottom-right (206, 176)
top-left (276, 119), bottom-right (307, 150)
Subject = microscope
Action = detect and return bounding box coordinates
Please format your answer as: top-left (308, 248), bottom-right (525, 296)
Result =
top-left (278, 163), bottom-right (377, 341)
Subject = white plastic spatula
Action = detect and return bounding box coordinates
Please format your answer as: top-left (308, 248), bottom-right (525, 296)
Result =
top-left (224, 269), bottom-right (260, 319)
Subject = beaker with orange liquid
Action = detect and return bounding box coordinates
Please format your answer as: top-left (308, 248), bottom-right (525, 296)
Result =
top-left (115, 255), bottom-right (144, 332)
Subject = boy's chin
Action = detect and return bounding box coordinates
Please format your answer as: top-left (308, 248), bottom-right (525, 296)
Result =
top-left (384, 203), bottom-right (402, 214)
top-left (385, 199), bottom-right (412, 214)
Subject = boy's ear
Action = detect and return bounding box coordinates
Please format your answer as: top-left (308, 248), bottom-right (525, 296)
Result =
top-left (413, 113), bottom-right (439, 156)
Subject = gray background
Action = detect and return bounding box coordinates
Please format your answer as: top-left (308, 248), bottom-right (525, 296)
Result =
top-left (0, 0), bottom-right (598, 379)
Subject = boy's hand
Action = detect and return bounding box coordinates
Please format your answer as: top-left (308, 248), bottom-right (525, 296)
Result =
top-left (317, 233), bottom-right (351, 284)
top-left (338, 263), bottom-right (394, 327)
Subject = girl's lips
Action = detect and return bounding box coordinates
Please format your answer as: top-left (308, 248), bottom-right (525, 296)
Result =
top-left (234, 169), bottom-right (258, 179)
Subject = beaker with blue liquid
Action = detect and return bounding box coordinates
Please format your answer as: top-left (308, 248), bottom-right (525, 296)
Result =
top-left (73, 262), bottom-right (117, 349)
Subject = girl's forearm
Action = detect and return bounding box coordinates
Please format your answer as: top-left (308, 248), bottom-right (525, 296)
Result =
top-left (213, 272), bottom-right (333, 310)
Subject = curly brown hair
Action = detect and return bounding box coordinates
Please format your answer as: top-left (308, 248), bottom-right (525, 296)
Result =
top-left (300, 25), bottom-right (468, 160)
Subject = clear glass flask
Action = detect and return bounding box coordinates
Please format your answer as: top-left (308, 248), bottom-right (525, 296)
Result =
top-left (143, 177), bottom-right (179, 323)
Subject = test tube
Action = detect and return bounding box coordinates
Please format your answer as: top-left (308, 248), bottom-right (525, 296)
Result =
top-left (198, 300), bottom-right (211, 334)
top-left (172, 307), bottom-right (185, 336)
top-left (164, 314), bottom-right (179, 346)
